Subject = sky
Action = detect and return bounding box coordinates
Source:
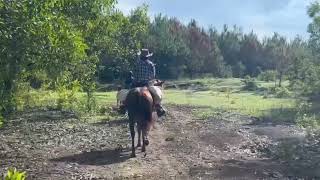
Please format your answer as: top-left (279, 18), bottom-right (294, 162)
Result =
top-left (116, 0), bottom-right (314, 40)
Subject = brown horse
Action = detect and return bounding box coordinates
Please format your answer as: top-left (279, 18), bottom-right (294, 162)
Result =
top-left (125, 80), bottom-right (164, 157)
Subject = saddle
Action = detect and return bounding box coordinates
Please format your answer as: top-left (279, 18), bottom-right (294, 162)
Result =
top-left (118, 79), bottom-right (165, 116)
top-left (132, 79), bottom-right (164, 88)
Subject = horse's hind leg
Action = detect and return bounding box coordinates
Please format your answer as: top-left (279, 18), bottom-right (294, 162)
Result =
top-left (142, 129), bottom-right (146, 153)
top-left (142, 127), bottom-right (150, 153)
top-left (137, 125), bottom-right (142, 147)
top-left (129, 120), bottom-right (136, 158)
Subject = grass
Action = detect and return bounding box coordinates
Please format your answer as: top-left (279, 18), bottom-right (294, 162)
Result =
top-left (163, 78), bottom-right (295, 118)
top-left (163, 89), bottom-right (295, 117)
top-left (83, 78), bottom-right (296, 122)
top-left (91, 78), bottom-right (296, 121)
top-left (13, 78), bottom-right (296, 124)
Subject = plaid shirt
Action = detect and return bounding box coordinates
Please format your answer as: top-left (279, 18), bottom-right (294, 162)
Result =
top-left (134, 59), bottom-right (155, 82)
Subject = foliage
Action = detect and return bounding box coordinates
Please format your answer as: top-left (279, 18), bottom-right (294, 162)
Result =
top-left (239, 32), bottom-right (262, 76)
top-left (233, 62), bottom-right (246, 78)
top-left (295, 2), bottom-right (320, 96)
top-left (241, 76), bottom-right (258, 91)
top-left (4, 168), bottom-right (26, 180)
top-left (258, 70), bottom-right (277, 82)
top-left (295, 101), bottom-right (320, 128)
top-left (98, 5), bottom-right (149, 82)
top-left (1, 0), bottom-right (319, 122)
top-left (0, 0), bottom-right (119, 117)
top-left (0, 114), bottom-right (3, 127)
top-left (274, 87), bottom-right (292, 98)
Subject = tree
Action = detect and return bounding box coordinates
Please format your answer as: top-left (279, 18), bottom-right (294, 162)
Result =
top-left (98, 5), bottom-right (149, 82)
top-left (239, 32), bottom-right (263, 76)
top-left (0, 0), bottom-right (118, 115)
top-left (217, 25), bottom-right (242, 67)
top-left (262, 33), bottom-right (292, 87)
top-left (308, 1), bottom-right (320, 63)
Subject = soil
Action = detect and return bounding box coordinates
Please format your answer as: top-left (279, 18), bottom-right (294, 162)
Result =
top-left (1, 105), bottom-right (320, 179)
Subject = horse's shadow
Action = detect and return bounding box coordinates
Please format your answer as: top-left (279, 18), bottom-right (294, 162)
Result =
top-left (93, 119), bottom-right (129, 127)
top-left (51, 148), bottom-right (131, 166)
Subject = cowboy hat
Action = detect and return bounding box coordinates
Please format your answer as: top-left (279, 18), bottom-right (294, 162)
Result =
top-left (138, 48), bottom-right (153, 58)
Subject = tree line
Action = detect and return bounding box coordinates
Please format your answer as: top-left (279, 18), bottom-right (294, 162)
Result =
top-left (1, 0), bottom-right (320, 117)
top-left (99, 4), bottom-right (320, 98)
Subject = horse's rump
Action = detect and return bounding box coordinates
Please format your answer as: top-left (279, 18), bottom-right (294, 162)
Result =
top-left (126, 87), bottom-right (154, 126)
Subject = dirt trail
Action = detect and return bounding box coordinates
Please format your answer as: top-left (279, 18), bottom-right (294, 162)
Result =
top-left (1, 106), bottom-right (320, 179)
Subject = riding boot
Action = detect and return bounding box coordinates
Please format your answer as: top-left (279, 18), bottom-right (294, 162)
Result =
top-left (155, 104), bottom-right (166, 117)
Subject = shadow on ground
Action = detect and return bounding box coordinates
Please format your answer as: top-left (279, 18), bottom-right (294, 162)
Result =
top-left (14, 109), bottom-right (78, 123)
top-left (264, 135), bottom-right (320, 179)
top-left (51, 148), bottom-right (131, 166)
top-left (249, 107), bottom-right (297, 126)
top-left (93, 118), bottom-right (128, 127)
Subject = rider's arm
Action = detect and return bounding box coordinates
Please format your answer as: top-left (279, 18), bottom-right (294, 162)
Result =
top-left (133, 62), bottom-right (139, 82)
top-left (152, 64), bottom-right (156, 79)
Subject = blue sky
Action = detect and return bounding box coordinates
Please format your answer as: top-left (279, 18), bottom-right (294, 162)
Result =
top-left (116, 0), bottom-right (314, 40)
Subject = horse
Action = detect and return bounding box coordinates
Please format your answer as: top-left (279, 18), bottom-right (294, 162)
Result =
top-left (125, 80), bottom-right (165, 157)
top-left (116, 86), bottom-right (129, 107)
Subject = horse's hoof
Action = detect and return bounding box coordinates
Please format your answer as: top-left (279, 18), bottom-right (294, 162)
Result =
top-left (142, 147), bottom-right (146, 152)
top-left (144, 139), bottom-right (149, 146)
top-left (137, 143), bottom-right (141, 147)
top-left (131, 153), bottom-right (136, 158)
top-left (144, 153), bottom-right (147, 157)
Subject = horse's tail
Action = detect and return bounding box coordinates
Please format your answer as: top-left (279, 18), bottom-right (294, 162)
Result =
top-left (139, 90), bottom-right (154, 130)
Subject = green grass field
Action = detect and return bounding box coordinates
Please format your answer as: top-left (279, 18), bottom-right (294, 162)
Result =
top-left (93, 78), bottom-right (295, 119)
top-left (19, 78), bottom-right (296, 123)
top-left (163, 89), bottom-right (295, 117)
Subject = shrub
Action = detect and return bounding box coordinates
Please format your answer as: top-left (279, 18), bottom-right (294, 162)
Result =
top-left (296, 114), bottom-right (320, 128)
top-left (242, 76), bottom-right (258, 91)
top-left (0, 115), bottom-right (3, 127)
top-left (4, 168), bottom-right (26, 180)
top-left (274, 87), bottom-right (292, 98)
top-left (258, 70), bottom-right (277, 82)
top-left (295, 101), bottom-right (320, 128)
top-left (56, 81), bottom-right (81, 111)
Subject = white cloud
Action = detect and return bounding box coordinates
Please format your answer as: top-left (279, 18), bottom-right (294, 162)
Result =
top-left (116, 0), bottom-right (154, 15)
top-left (116, 0), bottom-right (138, 15)
top-left (115, 0), bottom-right (313, 39)
top-left (235, 0), bottom-right (313, 39)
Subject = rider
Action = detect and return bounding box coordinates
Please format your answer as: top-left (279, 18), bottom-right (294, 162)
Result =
top-left (133, 49), bottom-right (166, 117)
top-left (124, 71), bottom-right (134, 89)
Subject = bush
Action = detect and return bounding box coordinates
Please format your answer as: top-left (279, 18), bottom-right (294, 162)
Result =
top-left (258, 70), bottom-right (277, 82)
top-left (296, 114), bottom-right (320, 128)
top-left (295, 101), bottom-right (320, 128)
top-left (0, 115), bottom-right (3, 127)
top-left (242, 76), bottom-right (258, 91)
top-left (4, 168), bottom-right (26, 180)
top-left (274, 87), bottom-right (292, 98)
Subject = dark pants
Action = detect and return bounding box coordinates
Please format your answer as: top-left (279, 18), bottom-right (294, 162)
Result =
top-left (132, 81), bottom-right (149, 88)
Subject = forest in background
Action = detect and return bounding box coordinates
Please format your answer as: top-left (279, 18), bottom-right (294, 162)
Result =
top-left (1, 0), bottom-right (320, 120)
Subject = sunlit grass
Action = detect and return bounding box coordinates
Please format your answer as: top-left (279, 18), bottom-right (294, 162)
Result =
top-left (91, 78), bottom-right (295, 118)
top-left (21, 78), bottom-right (296, 122)
top-left (163, 89), bottom-right (295, 117)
